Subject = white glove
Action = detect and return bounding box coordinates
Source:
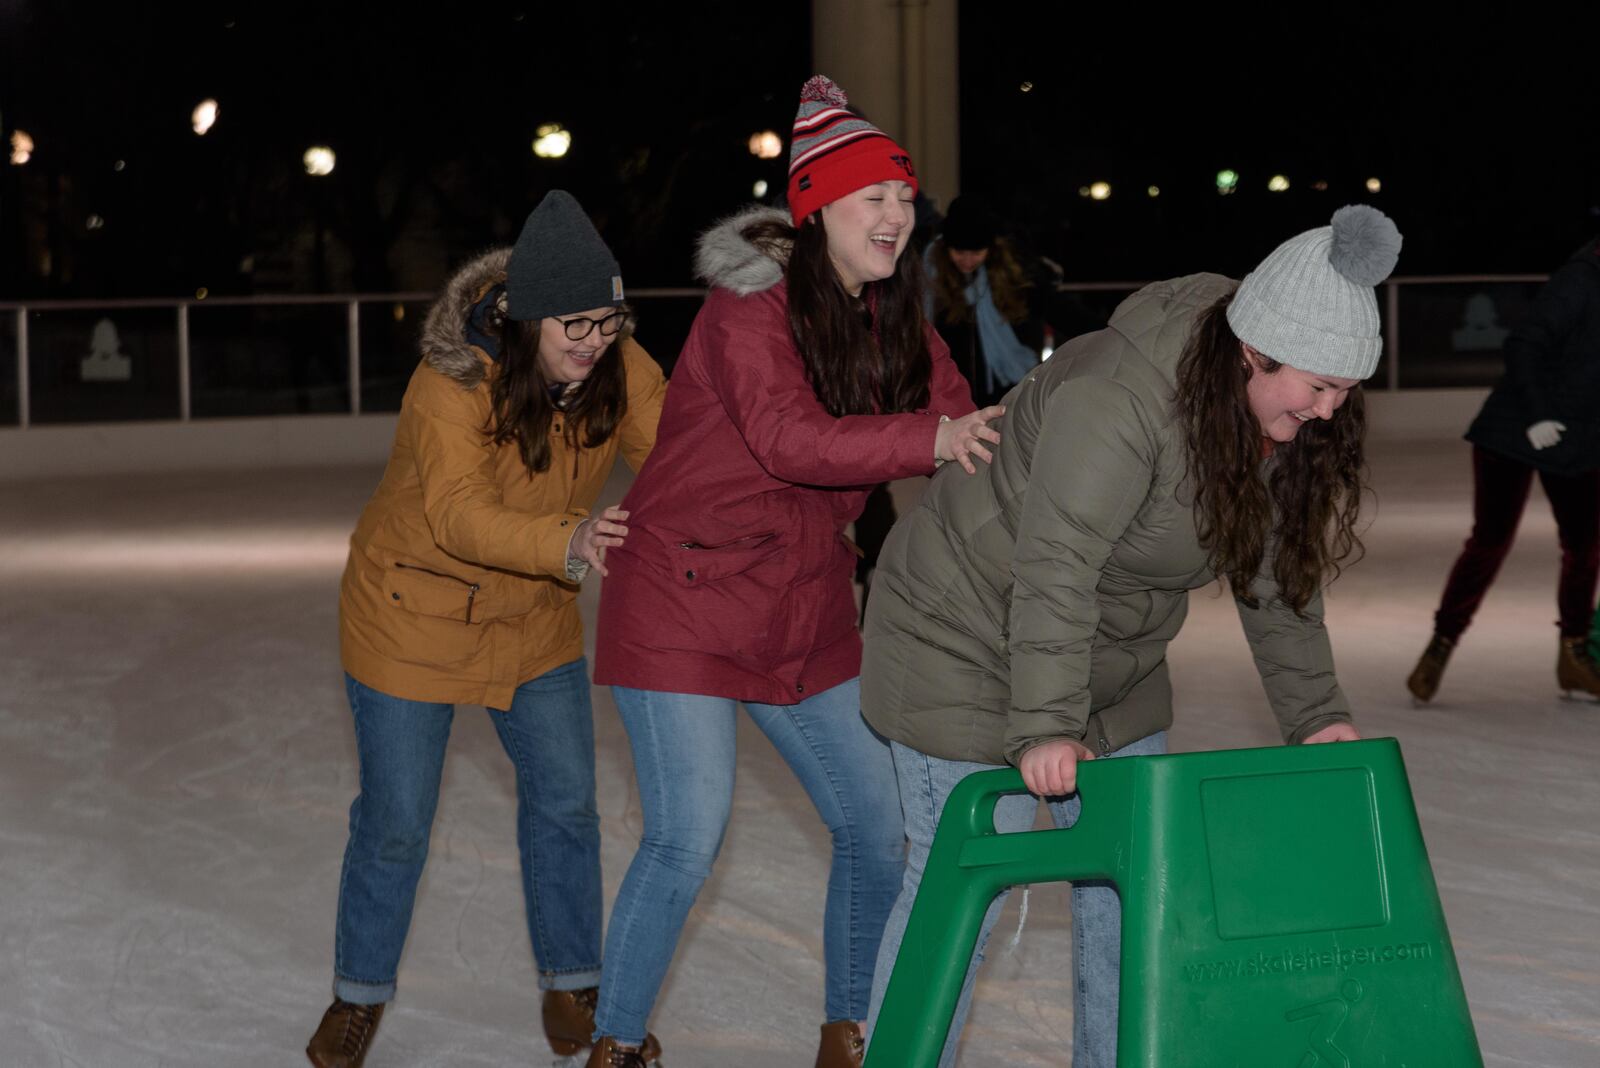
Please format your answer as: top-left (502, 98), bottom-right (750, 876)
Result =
top-left (1527, 420), bottom-right (1566, 450)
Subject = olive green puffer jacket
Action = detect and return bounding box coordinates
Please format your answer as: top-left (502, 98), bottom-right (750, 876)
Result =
top-left (861, 273), bottom-right (1354, 765)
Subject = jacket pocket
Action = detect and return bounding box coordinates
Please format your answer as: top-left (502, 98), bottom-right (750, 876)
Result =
top-left (664, 532), bottom-right (780, 588)
top-left (387, 561), bottom-right (550, 623)
top-left (386, 562), bottom-right (483, 622)
top-left (657, 532), bottom-right (784, 664)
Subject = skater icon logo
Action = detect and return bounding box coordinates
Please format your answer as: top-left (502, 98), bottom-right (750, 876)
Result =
top-left (889, 153), bottom-right (915, 176)
top-left (1285, 979), bottom-right (1363, 1068)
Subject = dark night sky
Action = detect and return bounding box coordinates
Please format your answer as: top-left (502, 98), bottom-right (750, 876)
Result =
top-left (1, 1), bottom-right (1594, 299)
top-left (960, 3), bottom-right (1600, 280)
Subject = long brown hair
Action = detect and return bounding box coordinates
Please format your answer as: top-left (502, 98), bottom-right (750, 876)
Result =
top-left (1174, 293), bottom-right (1366, 612)
top-left (486, 309), bottom-right (632, 475)
top-left (742, 213), bottom-right (932, 416)
top-left (928, 236), bottom-right (1032, 324)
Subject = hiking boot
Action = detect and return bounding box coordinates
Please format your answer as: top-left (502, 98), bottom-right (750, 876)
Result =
top-left (1405, 634), bottom-right (1456, 703)
top-left (305, 999), bottom-right (384, 1068)
top-left (1557, 635), bottom-right (1600, 699)
top-left (814, 1020), bottom-right (866, 1068)
top-left (585, 1037), bottom-right (653, 1068)
top-left (543, 988), bottom-right (660, 1060)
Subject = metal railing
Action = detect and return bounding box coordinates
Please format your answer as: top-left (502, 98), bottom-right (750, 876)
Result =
top-left (0, 278), bottom-right (1548, 429)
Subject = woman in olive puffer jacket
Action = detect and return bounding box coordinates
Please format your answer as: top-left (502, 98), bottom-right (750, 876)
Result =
top-left (862, 206), bottom-right (1401, 1067)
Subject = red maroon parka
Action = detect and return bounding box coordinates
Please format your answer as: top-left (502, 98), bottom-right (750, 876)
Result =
top-left (594, 206), bottom-right (976, 704)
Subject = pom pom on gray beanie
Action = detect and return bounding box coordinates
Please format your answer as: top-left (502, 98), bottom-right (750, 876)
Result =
top-left (505, 190), bottom-right (625, 321)
top-left (1225, 204), bottom-right (1402, 379)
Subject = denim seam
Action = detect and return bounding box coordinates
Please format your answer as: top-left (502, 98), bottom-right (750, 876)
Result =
top-left (594, 688), bottom-right (677, 1047)
top-left (334, 679), bottom-right (456, 994)
top-left (494, 703), bottom-right (559, 971)
top-left (499, 660), bottom-right (603, 979)
top-left (333, 679), bottom-right (366, 983)
top-left (1073, 883), bottom-right (1089, 1056)
top-left (622, 687), bottom-right (680, 1038)
top-left (781, 698), bottom-right (863, 1021)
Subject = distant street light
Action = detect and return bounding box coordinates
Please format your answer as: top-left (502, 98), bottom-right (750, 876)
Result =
top-left (192, 99), bottom-right (219, 136)
top-left (747, 130), bottom-right (782, 160)
top-left (303, 146), bottom-right (336, 176)
top-left (1268, 174), bottom-right (1290, 192)
top-left (1147, 185), bottom-right (1161, 198)
top-left (1089, 181), bottom-right (1112, 201)
top-left (533, 124), bottom-right (572, 159)
top-left (753, 179), bottom-right (769, 198)
top-left (1216, 169), bottom-right (1239, 195)
top-left (1366, 177), bottom-right (1382, 194)
top-left (10, 130), bottom-right (34, 165)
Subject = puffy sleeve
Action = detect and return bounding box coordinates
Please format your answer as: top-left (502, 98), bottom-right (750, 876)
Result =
top-left (1233, 565), bottom-right (1354, 744)
top-left (1004, 376), bottom-right (1156, 763)
top-left (408, 372), bottom-right (586, 578)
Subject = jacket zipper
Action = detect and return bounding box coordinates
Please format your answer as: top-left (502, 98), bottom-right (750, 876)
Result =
top-left (395, 561), bottom-right (481, 624)
top-left (675, 531), bottom-right (778, 551)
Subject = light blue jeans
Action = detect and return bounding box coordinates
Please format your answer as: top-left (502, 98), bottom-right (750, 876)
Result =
top-left (866, 731), bottom-right (1168, 1067)
top-left (333, 661), bottom-right (604, 1004)
top-left (594, 679), bottom-right (905, 1045)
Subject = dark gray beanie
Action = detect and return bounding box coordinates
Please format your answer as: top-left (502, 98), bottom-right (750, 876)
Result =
top-left (505, 190), bottom-right (625, 321)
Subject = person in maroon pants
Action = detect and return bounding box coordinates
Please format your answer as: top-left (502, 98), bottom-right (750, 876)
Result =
top-left (1408, 235), bottom-right (1600, 703)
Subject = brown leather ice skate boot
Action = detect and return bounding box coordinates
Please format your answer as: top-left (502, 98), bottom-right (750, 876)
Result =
top-left (814, 1019), bottom-right (866, 1068)
top-left (305, 999), bottom-right (384, 1068)
top-left (543, 987), bottom-right (661, 1060)
top-left (1557, 635), bottom-right (1600, 699)
top-left (1405, 633), bottom-right (1456, 703)
top-left (585, 1036), bottom-right (653, 1068)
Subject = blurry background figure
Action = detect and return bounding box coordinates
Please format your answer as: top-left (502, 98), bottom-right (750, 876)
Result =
top-left (924, 194), bottom-right (1047, 407)
top-left (1407, 235), bottom-right (1600, 704)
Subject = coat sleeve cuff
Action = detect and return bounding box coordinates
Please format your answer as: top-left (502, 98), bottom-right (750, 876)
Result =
top-left (932, 413), bottom-right (951, 469)
top-left (563, 520), bottom-right (591, 583)
top-left (1286, 712), bottom-right (1354, 745)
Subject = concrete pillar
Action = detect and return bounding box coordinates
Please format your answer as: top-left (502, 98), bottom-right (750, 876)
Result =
top-left (811, 0), bottom-right (960, 212)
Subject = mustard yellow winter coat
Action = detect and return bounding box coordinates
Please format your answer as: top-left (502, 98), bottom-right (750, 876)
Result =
top-left (339, 249), bottom-right (666, 708)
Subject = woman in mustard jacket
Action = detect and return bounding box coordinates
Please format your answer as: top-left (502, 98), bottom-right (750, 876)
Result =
top-left (306, 191), bottom-right (666, 1068)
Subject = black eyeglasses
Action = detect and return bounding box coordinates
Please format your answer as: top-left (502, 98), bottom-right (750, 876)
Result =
top-left (559, 312), bottom-right (626, 341)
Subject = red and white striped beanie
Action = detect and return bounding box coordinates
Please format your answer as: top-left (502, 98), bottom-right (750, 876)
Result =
top-left (786, 75), bottom-right (917, 224)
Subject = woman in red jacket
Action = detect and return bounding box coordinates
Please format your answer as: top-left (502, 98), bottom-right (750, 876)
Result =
top-left (586, 77), bottom-right (1001, 1068)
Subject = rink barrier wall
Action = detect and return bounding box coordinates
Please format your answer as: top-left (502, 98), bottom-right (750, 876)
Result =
top-left (0, 277), bottom-right (1537, 480)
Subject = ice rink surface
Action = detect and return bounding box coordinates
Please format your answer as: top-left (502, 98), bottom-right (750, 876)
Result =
top-left (2, 438), bottom-right (1596, 1066)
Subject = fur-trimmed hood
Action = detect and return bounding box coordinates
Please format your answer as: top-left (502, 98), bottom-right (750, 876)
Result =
top-left (693, 205), bottom-right (792, 296)
top-left (421, 248), bottom-right (511, 390)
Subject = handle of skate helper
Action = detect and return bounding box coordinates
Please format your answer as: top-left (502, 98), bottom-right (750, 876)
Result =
top-left (866, 761), bottom-right (1140, 1068)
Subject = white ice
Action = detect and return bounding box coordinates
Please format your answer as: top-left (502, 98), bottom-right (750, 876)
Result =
top-left (1, 439), bottom-right (1595, 1067)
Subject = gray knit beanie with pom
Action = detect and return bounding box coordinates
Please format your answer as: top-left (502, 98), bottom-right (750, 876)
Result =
top-left (1226, 205), bottom-right (1402, 379)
